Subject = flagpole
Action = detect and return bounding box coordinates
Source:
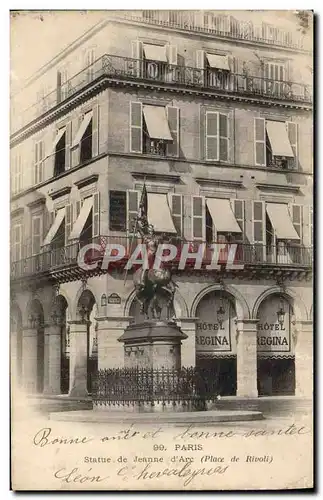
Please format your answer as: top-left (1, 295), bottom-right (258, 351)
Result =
top-left (123, 177), bottom-right (146, 286)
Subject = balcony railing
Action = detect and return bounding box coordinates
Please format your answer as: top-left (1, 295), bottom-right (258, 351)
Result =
top-left (12, 54), bottom-right (312, 134)
top-left (10, 237), bottom-right (313, 281)
top-left (118, 11), bottom-right (306, 51)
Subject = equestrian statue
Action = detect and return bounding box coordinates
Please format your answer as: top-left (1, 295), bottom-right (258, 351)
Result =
top-left (127, 188), bottom-right (178, 321)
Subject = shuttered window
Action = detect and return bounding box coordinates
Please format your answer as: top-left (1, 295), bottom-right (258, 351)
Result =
top-left (127, 190), bottom-right (139, 233)
top-left (92, 104), bottom-right (99, 157)
top-left (254, 117), bottom-right (266, 166)
top-left (192, 196), bottom-right (205, 240)
top-left (286, 122), bottom-right (298, 169)
top-left (309, 206), bottom-right (313, 247)
top-left (290, 204), bottom-right (303, 242)
top-left (85, 47), bottom-right (96, 82)
top-left (130, 102), bottom-right (143, 153)
top-left (34, 141), bottom-right (44, 184)
top-left (31, 215), bottom-right (42, 255)
top-left (12, 150), bottom-right (23, 194)
top-left (170, 194), bottom-right (183, 236)
top-left (65, 204), bottom-right (73, 245)
top-left (109, 191), bottom-right (127, 231)
top-left (166, 106), bottom-right (180, 157)
top-left (12, 224), bottom-right (22, 261)
top-left (205, 111), bottom-right (229, 161)
top-left (233, 199), bottom-right (245, 242)
top-left (92, 192), bottom-right (100, 238)
top-left (252, 201), bottom-right (265, 243)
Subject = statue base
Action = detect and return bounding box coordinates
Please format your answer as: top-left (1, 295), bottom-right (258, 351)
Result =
top-left (118, 320), bottom-right (187, 370)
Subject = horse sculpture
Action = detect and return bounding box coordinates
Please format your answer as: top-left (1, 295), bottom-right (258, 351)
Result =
top-left (132, 219), bottom-right (177, 321)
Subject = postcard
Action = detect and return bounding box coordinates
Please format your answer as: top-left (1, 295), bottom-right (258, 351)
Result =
top-left (10, 9), bottom-right (313, 490)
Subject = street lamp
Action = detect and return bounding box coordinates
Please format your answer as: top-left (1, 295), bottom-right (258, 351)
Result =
top-left (101, 294), bottom-right (107, 307)
top-left (217, 305), bottom-right (225, 326)
top-left (277, 304), bottom-right (286, 325)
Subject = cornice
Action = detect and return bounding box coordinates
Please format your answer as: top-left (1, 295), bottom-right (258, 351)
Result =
top-left (256, 182), bottom-right (301, 193)
top-left (195, 178), bottom-right (244, 189)
top-left (131, 171), bottom-right (181, 183)
top-left (10, 75), bottom-right (312, 147)
top-left (48, 186), bottom-right (72, 200)
top-left (74, 174), bottom-right (99, 190)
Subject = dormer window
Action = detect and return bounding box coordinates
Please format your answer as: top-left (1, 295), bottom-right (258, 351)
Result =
top-left (131, 40), bottom-right (178, 81)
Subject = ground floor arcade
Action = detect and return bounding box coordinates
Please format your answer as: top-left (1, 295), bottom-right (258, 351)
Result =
top-left (10, 277), bottom-right (313, 399)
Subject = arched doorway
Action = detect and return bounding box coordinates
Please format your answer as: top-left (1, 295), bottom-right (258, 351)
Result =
top-left (27, 299), bottom-right (45, 393)
top-left (257, 293), bottom-right (295, 396)
top-left (10, 303), bottom-right (23, 384)
top-left (195, 291), bottom-right (237, 396)
top-left (76, 290), bottom-right (98, 394)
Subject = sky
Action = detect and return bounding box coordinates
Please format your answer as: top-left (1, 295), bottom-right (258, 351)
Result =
top-left (10, 11), bottom-right (105, 91)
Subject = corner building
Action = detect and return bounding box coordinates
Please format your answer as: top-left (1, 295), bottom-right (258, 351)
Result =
top-left (10, 11), bottom-right (313, 400)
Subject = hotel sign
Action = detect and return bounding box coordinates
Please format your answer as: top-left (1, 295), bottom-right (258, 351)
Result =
top-left (257, 297), bottom-right (291, 353)
top-left (195, 296), bottom-right (236, 354)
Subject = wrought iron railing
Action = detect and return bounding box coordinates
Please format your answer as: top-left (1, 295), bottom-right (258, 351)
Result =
top-left (120, 11), bottom-right (306, 51)
top-left (10, 237), bottom-right (313, 281)
top-left (93, 366), bottom-right (220, 407)
top-left (12, 53), bottom-right (312, 134)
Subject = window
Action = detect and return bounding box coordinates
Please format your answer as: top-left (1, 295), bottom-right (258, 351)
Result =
top-left (109, 189), bottom-right (182, 236)
top-left (68, 193), bottom-right (100, 246)
top-left (12, 150), bottom-right (22, 195)
top-left (54, 128), bottom-right (66, 177)
top-left (57, 67), bottom-right (70, 102)
top-left (12, 224), bottom-right (22, 261)
top-left (254, 118), bottom-right (298, 169)
top-left (109, 191), bottom-right (127, 231)
top-left (34, 140), bottom-right (44, 184)
top-left (31, 215), bottom-right (42, 255)
top-left (205, 111), bottom-right (229, 161)
top-left (131, 40), bottom-right (178, 81)
top-left (71, 106), bottom-right (99, 168)
top-left (84, 48), bottom-right (96, 83)
top-left (130, 102), bottom-right (179, 157)
top-left (264, 62), bottom-right (286, 97)
top-left (196, 50), bottom-right (232, 90)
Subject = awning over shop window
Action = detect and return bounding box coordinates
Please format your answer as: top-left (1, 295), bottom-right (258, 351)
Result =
top-left (68, 197), bottom-right (93, 240)
top-left (51, 127), bottom-right (66, 154)
top-left (266, 121), bottom-right (294, 157)
top-left (71, 111), bottom-right (93, 148)
top-left (143, 44), bottom-right (167, 62)
top-left (266, 203), bottom-right (300, 240)
top-left (42, 208), bottom-right (65, 246)
top-left (206, 198), bottom-right (242, 233)
top-left (143, 105), bottom-right (173, 141)
top-left (206, 53), bottom-right (230, 70)
top-left (147, 193), bottom-right (177, 233)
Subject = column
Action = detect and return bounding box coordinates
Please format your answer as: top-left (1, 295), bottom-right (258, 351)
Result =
top-left (295, 320), bottom-right (313, 398)
top-left (68, 319), bottom-right (89, 397)
top-left (177, 318), bottom-right (197, 367)
top-left (236, 319), bottom-right (258, 398)
top-left (43, 313), bottom-right (62, 395)
top-left (22, 319), bottom-right (38, 394)
top-left (96, 317), bottom-right (131, 369)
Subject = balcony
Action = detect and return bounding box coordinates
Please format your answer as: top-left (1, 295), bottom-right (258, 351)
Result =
top-left (10, 237), bottom-right (313, 284)
top-left (11, 54), bottom-right (312, 136)
top-left (118, 11), bottom-right (307, 51)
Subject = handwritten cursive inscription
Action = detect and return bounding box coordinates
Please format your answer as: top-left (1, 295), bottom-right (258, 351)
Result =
top-left (54, 467), bottom-right (108, 483)
top-left (33, 427), bottom-right (93, 447)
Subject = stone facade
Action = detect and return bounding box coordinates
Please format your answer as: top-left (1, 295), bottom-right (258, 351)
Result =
top-left (10, 11), bottom-right (313, 400)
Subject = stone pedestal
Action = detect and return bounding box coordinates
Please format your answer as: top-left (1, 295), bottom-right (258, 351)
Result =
top-left (177, 318), bottom-right (197, 367)
top-left (295, 320), bottom-right (313, 398)
top-left (22, 326), bottom-right (38, 393)
top-left (43, 323), bottom-right (62, 395)
top-left (118, 321), bottom-right (187, 369)
top-left (236, 319), bottom-right (258, 398)
top-left (68, 320), bottom-right (89, 397)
